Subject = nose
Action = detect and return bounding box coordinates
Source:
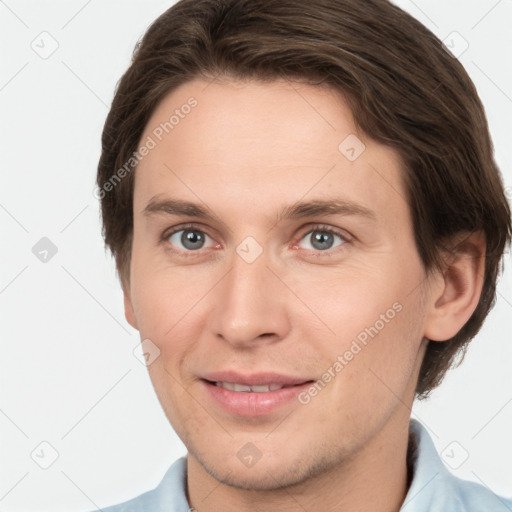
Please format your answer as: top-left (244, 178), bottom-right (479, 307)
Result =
top-left (208, 246), bottom-right (291, 349)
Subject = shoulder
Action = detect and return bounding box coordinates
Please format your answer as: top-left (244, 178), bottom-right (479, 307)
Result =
top-left (447, 476), bottom-right (512, 511)
top-left (402, 420), bottom-right (512, 512)
top-left (88, 457), bottom-right (191, 512)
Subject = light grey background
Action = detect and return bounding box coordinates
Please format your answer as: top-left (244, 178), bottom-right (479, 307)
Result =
top-left (0, 0), bottom-right (511, 510)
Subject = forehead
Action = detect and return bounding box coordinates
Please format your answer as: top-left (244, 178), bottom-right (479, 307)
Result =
top-left (134, 78), bottom-right (409, 227)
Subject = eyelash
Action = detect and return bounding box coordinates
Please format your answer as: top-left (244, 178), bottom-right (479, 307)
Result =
top-left (161, 223), bottom-right (351, 258)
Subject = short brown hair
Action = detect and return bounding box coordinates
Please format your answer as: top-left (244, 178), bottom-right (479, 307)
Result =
top-left (97, 0), bottom-right (511, 398)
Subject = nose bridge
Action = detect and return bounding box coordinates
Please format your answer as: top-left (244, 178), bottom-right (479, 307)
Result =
top-left (209, 239), bottom-right (289, 346)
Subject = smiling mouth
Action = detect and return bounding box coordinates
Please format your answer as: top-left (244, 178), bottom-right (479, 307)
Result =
top-left (205, 380), bottom-right (314, 392)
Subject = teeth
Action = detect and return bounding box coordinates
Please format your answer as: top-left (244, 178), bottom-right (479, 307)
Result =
top-left (215, 382), bottom-right (285, 392)
top-left (251, 384), bottom-right (275, 392)
top-left (234, 383), bottom-right (252, 392)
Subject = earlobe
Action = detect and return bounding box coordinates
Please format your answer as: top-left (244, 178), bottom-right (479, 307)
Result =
top-left (423, 232), bottom-right (486, 342)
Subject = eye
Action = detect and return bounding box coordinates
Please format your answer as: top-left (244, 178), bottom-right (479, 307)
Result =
top-left (297, 225), bottom-right (348, 252)
top-left (166, 226), bottom-right (216, 252)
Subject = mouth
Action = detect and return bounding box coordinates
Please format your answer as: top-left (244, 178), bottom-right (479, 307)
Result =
top-left (205, 380), bottom-right (313, 392)
top-left (200, 376), bottom-right (316, 417)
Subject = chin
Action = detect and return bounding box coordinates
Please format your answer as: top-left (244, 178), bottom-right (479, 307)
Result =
top-left (189, 441), bottom-right (338, 491)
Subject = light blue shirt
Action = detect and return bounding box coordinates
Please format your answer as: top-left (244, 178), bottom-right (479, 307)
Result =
top-left (96, 419), bottom-right (512, 511)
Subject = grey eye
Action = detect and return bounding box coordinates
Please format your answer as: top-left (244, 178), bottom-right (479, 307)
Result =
top-left (169, 229), bottom-right (211, 251)
top-left (300, 230), bottom-right (345, 251)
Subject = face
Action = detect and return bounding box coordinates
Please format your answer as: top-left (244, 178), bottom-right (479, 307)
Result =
top-left (124, 77), bottom-right (435, 490)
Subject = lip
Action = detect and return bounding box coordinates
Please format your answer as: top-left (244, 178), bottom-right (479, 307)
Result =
top-left (200, 371), bottom-right (314, 417)
top-left (201, 371), bottom-right (312, 387)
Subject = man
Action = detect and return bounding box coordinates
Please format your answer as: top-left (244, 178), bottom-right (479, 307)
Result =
top-left (93, 0), bottom-right (512, 510)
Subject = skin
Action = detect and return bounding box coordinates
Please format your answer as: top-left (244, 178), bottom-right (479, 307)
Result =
top-left (123, 77), bottom-right (485, 512)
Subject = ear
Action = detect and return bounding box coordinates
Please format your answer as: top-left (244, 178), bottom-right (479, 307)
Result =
top-left (423, 231), bottom-right (486, 342)
top-left (122, 278), bottom-right (138, 331)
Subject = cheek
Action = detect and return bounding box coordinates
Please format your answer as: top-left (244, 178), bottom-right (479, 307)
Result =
top-left (303, 303), bottom-right (426, 446)
top-left (287, 263), bottom-right (405, 339)
top-left (337, 294), bottom-right (425, 405)
top-left (296, 260), bottom-right (426, 396)
top-left (130, 274), bottom-right (169, 338)
top-left (129, 243), bottom-right (203, 338)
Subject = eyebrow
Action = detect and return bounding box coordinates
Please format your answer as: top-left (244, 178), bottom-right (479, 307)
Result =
top-left (143, 196), bottom-right (377, 223)
top-left (278, 199), bottom-right (376, 222)
top-left (143, 197), bottom-right (223, 223)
